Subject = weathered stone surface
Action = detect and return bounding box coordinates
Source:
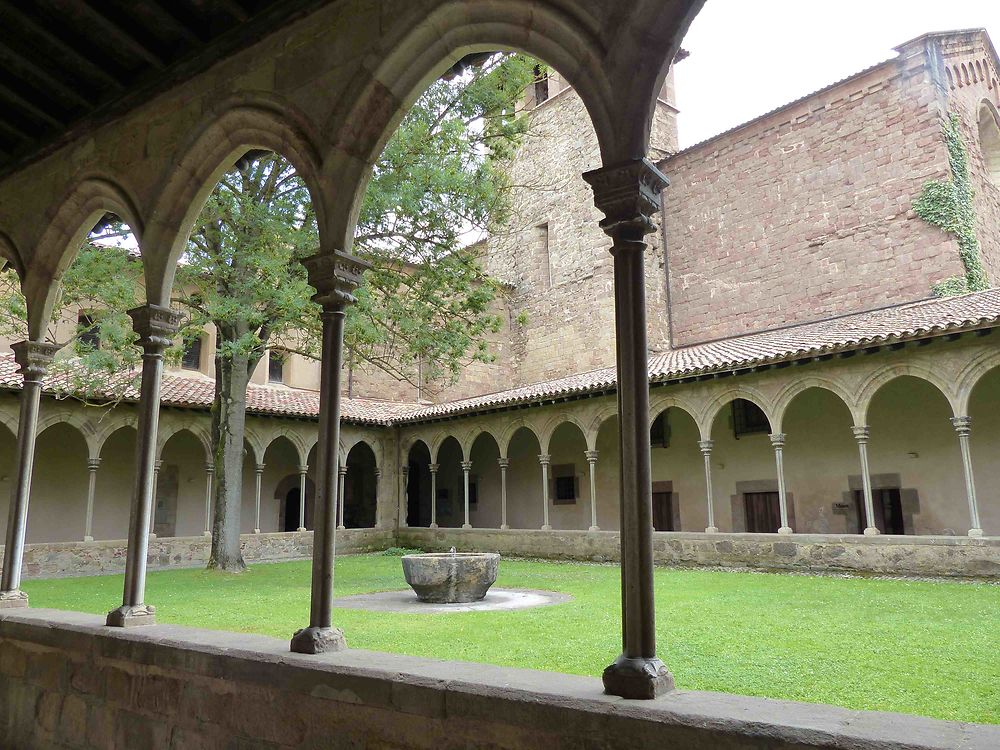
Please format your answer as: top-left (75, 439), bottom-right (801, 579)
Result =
top-left (401, 552), bottom-right (499, 603)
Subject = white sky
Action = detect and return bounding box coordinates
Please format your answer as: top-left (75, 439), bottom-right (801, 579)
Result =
top-left (674, 1), bottom-right (1000, 148)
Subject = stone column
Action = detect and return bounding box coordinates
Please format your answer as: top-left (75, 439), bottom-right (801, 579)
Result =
top-left (585, 450), bottom-right (600, 531)
top-left (399, 464), bottom-right (409, 528)
top-left (107, 304), bottom-right (181, 627)
top-left (429, 463), bottom-right (439, 528)
top-left (202, 463), bottom-right (214, 538)
top-left (149, 459), bottom-right (162, 539)
top-left (84, 457), bottom-right (101, 542)
top-left (538, 454), bottom-right (552, 530)
top-left (583, 158), bottom-right (672, 698)
top-left (0, 341), bottom-right (59, 609)
top-left (373, 467), bottom-right (381, 527)
top-left (769, 433), bottom-right (792, 534)
top-left (337, 464), bottom-right (347, 530)
top-left (297, 464), bottom-right (308, 532)
top-left (253, 463), bottom-right (265, 534)
top-left (460, 460), bottom-right (473, 529)
top-left (851, 426), bottom-right (878, 535)
top-left (498, 457), bottom-right (510, 530)
top-left (951, 416), bottom-right (984, 537)
top-left (290, 250), bottom-right (368, 654)
top-left (698, 440), bottom-right (717, 533)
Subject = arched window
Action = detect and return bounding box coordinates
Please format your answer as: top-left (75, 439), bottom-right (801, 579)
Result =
top-left (978, 101), bottom-right (1000, 188)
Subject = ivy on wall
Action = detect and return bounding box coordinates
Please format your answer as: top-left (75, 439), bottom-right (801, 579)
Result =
top-left (913, 112), bottom-right (989, 296)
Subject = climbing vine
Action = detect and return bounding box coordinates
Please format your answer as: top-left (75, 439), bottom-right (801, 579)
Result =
top-left (914, 112), bottom-right (988, 296)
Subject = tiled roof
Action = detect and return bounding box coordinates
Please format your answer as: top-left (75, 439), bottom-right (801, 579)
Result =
top-left (2, 289), bottom-right (999, 425)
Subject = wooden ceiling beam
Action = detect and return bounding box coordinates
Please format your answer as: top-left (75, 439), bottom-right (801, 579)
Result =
top-left (68, 2), bottom-right (167, 70)
top-left (143, 1), bottom-right (204, 47)
top-left (0, 82), bottom-right (66, 130)
top-left (216, 0), bottom-right (251, 23)
top-left (0, 45), bottom-right (92, 111)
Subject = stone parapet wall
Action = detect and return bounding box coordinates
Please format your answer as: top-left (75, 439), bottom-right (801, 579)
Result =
top-left (1, 608), bottom-right (996, 750)
top-left (397, 528), bottom-right (1000, 580)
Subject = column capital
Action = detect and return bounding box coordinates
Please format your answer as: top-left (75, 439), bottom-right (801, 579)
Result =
top-left (153, 459), bottom-right (163, 471)
top-left (338, 464), bottom-right (348, 477)
top-left (11, 340), bottom-right (60, 383)
top-left (497, 457), bottom-right (510, 469)
top-left (698, 439), bottom-right (714, 455)
top-left (951, 415), bottom-right (972, 436)
top-left (374, 467), bottom-right (382, 479)
top-left (255, 463), bottom-right (265, 475)
top-left (584, 449), bottom-right (599, 463)
top-left (298, 464), bottom-right (309, 475)
top-left (127, 304), bottom-right (182, 352)
top-left (205, 463), bottom-right (215, 474)
top-left (401, 464), bottom-right (410, 476)
top-left (301, 250), bottom-right (371, 309)
top-left (769, 433), bottom-right (786, 448)
top-left (582, 158), bottom-right (669, 242)
top-left (537, 453), bottom-right (551, 466)
top-left (87, 457), bottom-right (101, 471)
top-left (460, 460), bottom-right (473, 472)
top-left (428, 462), bottom-right (440, 474)
top-left (851, 425), bottom-right (870, 443)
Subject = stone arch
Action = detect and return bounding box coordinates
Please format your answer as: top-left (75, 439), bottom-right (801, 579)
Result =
top-left (537, 412), bottom-right (589, 454)
top-left (648, 393), bottom-right (700, 430)
top-left (460, 427), bottom-right (501, 461)
top-left (141, 96), bottom-right (327, 306)
top-left (698, 386), bottom-right (775, 440)
top-left (499, 418), bottom-right (542, 457)
top-left (157, 424), bottom-right (212, 463)
top-left (0, 230), bottom-right (25, 280)
top-left (955, 348), bottom-right (1000, 416)
top-left (431, 432), bottom-right (464, 463)
top-left (771, 376), bottom-right (862, 431)
top-left (24, 176), bottom-right (144, 340)
top-left (242, 426), bottom-right (267, 467)
top-left (0, 407), bottom-right (18, 438)
top-left (857, 364), bottom-right (958, 423)
top-left (90, 414), bottom-right (139, 461)
top-left (978, 99), bottom-right (1000, 188)
top-left (585, 403), bottom-right (620, 451)
top-left (343, 433), bottom-right (380, 468)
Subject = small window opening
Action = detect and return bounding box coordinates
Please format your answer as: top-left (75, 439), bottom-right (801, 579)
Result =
top-left (978, 103), bottom-right (1000, 188)
top-left (535, 222), bottom-right (551, 289)
top-left (732, 399), bottom-right (770, 438)
top-left (268, 349), bottom-right (285, 384)
top-left (552, 464), bottom-right (578, 504)
top-left (182, 336), bottom-right (203, 370)
top-left (77, 312), bottom-right (100, 350)
top-left (650, 412), bottom-right (671, 448)
top-left (533, 65), bottom-right (550, 105)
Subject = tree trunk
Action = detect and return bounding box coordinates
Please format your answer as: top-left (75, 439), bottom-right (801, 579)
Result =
top-left (207, 349), bottom-right (252, 572)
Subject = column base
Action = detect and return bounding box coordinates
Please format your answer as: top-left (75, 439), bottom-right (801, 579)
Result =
top-left (602, 654), bottom-right (674, 699)
top-left (337, 524), bottom-right (346, 530)
top-left (297, 527), bottom-right (307, 533)
top-left (863, 526), bottom-right (880, 536)
top-left (83, 535), bottom-right (94, 542)
top-left (148, 532), bottom-right (157, 540)
top-left (705, 526), bottom-right (718, 534)
top-left (290, 625), bottom-right (347, 654)
top-left (778, 526), bottom-right (793, 535)
top-left (541, 524), bottom-right (552, 531)
top-left (106, 604), bottom-right (156, 628)
top-left (430, 523), bottom-right (439, 529)
top-left (0, 590), bottom-right (29, 609)
top-left (253, 528), bottom-right (261, 535)
top-left (461, 523), bottom-right (472, 530)
top-left (500, 524), bottom-right (509, 530)
top-left (202, 531), bottom-right (212, 538)
top-left (588, 525), bottom-right (601, 532)
top-left (969, 528), bottom-right (984, 538)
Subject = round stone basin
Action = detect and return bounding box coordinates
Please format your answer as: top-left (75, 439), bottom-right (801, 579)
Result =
top-left (401, 552), bottom-right (500, 603)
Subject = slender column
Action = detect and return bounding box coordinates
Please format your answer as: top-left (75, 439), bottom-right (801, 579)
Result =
top-left (429, 463), bottom-right (439, 528)
top-left (84, 457), bottom-right (101, 542)
top-left (538, 454), bottom-right (552, 530)
top-left (698, 440), bottom-right (717, 533)
top-left (290, 249), bottom-right (368, 654)
top-left (0, 341), bottom-right (59, 609)
top-left (498, 457), bottom-right (510, 530)
top-left (585, 450), bottom-right (600, 531)
top-left (583, 158), bottom-right (672, 698)
top-left (253, 463), bottom-right (265, 534)
top-left (107, 305), bottom-right (181, 627)
top-left (297, 464), bottom-right (308, 532)
top-left (373, 467), bottom-right (381, 527)
top-left (203, 463), bottom-right (214, 538)
top-left (770, 433), bottom-right (792, 534)
top-left (149, 459), bottom-right (162, 539)
top-left (460, 460), bottom-right (473, 529)
top-left (337, 464), bottom-right (347, 530)
top-left (851, 426), bottom-right (878, 535)
top-left (399, 464), bottom-right (409, 528)
top-left (951, 416), bottom-right (984, 537)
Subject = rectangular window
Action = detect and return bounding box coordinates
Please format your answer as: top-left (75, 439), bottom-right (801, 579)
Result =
top-left (268, 349), bottom-right (285, 383)
top-left (77, 312), bottom-right (100, 350)
top-left (552, 464), bottom-right (577, 504)
top-left (181, 336), bottom-right (203, 370)
top-left (535, 222), bottom-right (551, 289)
top-left (744, 491), bottom-right (781, 533)
top-left (532, 64), bottom-right (550, 105)
top-left (732, 399), bottom-right (770, 438)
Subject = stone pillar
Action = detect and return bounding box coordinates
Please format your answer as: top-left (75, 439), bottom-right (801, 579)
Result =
top-left (460, 460), bottom-right (473, 529)
top-left (698, 440), bottom-right (717, 533)
top-left (0, 341), bottom-right (59, 609)
top-left (400, 464), bottom-right (409, 528)
top-left (538, 454), bottom-right (552, 530)
top-left (337, 464), bottom-right (347, 530)
top-left (84, 457), bottom-right (101, 542)
top-left (297, 464), bottom-right (308, 532)
top-left (429, 463), bottom-right (439, 528)
top-left (851, 426), bottom-right (878, 535)
top-left (149, 459), bottom-right (162, 539)
top-left (585, 450), bottom-right (600, 531)
top-left (769, 433), bottom-right (792, 534)
top-left (373, 467), bottom-right (381, 528)
top-left (498, 457), bottom-right (510, 530)
top-left (203, 463), bottom-right (214, 538)
top-left (107, 304), bottom-right (182, 627)
top-left (290, 250), bottom-right (368, 654)
top-left (583, 158), bottom-right (672, 698)
top-left (253, 463), bottom-right (265, 534)
top-left (951, 416), bottom-right (984, 537)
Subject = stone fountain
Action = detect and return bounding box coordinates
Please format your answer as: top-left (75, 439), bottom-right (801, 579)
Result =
top-left (401, 548), bottom-right (500, 603)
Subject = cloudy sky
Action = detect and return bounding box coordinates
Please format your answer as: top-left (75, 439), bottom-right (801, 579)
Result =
top-left (674, 1), bottom-right (1000, 148)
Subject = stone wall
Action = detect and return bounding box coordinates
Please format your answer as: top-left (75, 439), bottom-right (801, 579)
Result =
top-left (1, 608), bottom-right (996, 750)
top-left (396, 528), bottom-right (1000, 580)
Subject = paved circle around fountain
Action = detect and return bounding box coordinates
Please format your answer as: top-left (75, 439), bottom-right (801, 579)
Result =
top-left (330, 588), bottom-right (573, 614)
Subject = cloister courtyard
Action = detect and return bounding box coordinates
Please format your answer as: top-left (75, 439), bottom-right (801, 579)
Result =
top-left (21, 553), bottom-right (1000, 725)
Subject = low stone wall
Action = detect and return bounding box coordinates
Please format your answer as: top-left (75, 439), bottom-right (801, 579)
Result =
top-left (1, 608), bottom-right (995, 750)
top-left (2, 529), bottom-right (394, 579)
top-left (396, 528), bottom-right (1000, 579)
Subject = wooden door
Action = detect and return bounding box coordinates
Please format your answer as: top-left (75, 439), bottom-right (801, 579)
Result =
top-left (744, 491), bottom-right (780, 533)
top-left (652, 491), bottom-right (673, 531)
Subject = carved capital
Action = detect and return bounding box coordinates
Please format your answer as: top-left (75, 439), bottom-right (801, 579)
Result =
top-left (769, 433), bottom-right (786, 449)
top-left (128, 304), bottom-right (182, 352)
top-left (537, 453), bottom-right (551, 467)
top-left (338, 465), bottom-right (348, 477)
top-left (428, 462), bottom-right (440, 474)
top-left (460, 460), bottom-right (473, 472)
top-left (584, 449), bottom-right (599, 463)
top-left (951, 416), bottom-right (972, 437)
top-left (851, 425), bottom-right (870, 443)
top-left (301, 250), bottom-right (371, 309)
top-left (205, 463), bottom-right (215, 474)
top-left (582, 158), bottom-right (668, 242)
top-left (87, 457), bottom-right (101, 471)
top-left (497, 457), bottom-right (510, 469)
top-left (153, 459), bottom-right (163, 472)
top-left (11, 340), bottom-right (59, 383)
top-left (374, 468), bottom-right (382, 479)
top-left (298, 464), bottom-right (309, 475)
top-left (255, 463), bottom-right (266, 475)
top-left (698, 439), bottom-right (714, 456)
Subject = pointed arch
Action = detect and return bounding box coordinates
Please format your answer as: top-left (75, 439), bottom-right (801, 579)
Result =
top-left (698, 386), bottom-right (775, 440)
top-left (771, 376), bottom-right (862, 431)
top-left (586, 403), bottom-right (620, 451)
top-left (857, 364), bottom-right (958, 423)
top-left (460, 427), bottom-right (502, 460)
top-left (157, 424), bottom-right (212, 463)
top-left (956, 347), bottom-right (1000, 415)
top-left (499, 418), bottom-right (542, 457)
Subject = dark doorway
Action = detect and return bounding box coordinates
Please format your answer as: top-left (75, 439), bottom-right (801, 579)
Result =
top-left (284, 489), bottom-right (301, 532)
top-left (744, 491), bottom-right (780, 533)
top-left (854, 488), bottom-right (905, 535)
top-left (652, 487), bottom-right (674, 531)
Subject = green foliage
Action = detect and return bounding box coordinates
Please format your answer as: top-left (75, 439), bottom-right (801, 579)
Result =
top-left (914, 113), bottom-right (989, 296)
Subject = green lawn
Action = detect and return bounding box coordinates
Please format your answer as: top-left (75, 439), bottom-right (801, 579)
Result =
top-left (22, 554), bottom-right (1000, 724)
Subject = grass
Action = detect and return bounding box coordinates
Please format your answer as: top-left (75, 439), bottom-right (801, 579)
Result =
top-left (22, 555), bottom-right (1000, 725)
